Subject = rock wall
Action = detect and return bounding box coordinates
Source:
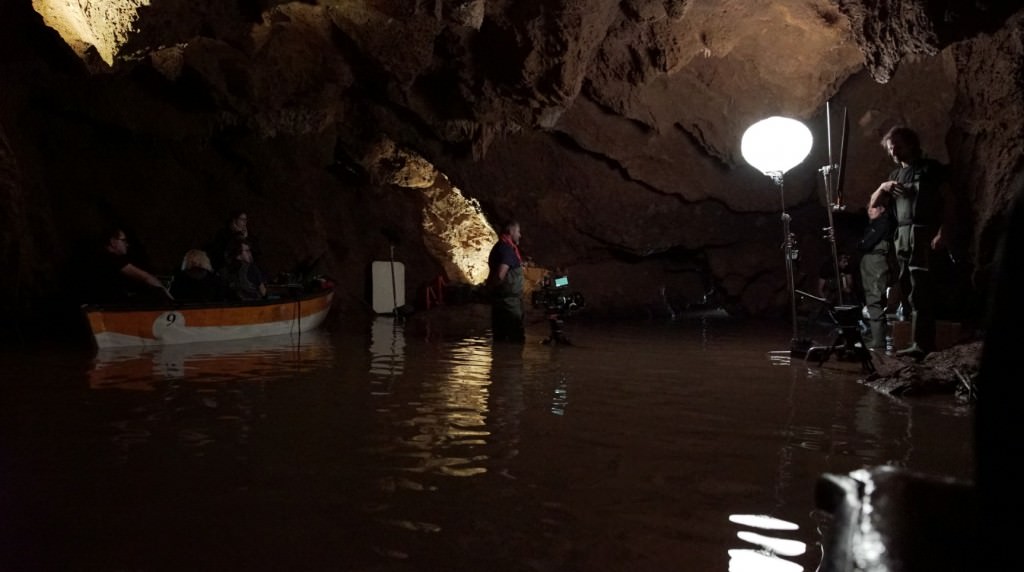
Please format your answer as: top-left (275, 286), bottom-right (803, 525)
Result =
top-left (1, 0), bottom-right (1022, 338)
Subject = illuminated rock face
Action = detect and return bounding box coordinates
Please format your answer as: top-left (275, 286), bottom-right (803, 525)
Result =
top-left (1, 0), bottom-right (1022, 325)
top-left (31, 0), bottom-right (148, 66)
top-left (363, 137), bottom-right (495, 284)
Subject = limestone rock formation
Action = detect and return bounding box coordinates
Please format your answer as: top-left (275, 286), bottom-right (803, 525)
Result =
top-left (1, 0), bottom-right (1022, 336)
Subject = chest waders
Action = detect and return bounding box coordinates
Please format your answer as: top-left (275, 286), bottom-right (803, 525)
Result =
top-left (492, 266), bottom-right (525, 342)
top-left (860, 240), bottom-right (892, 349)
top-left (892, 162), bottom-right (942, 353)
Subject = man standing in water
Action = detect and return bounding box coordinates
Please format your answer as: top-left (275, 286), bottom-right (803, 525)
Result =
top-left (487, 220), bottom-right (525, 343)
top-left (869, 126), bottom-right (954, 358)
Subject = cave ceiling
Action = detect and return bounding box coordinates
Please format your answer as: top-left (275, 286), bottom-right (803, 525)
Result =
top-left (4, 0), bottom-right (1023, 318)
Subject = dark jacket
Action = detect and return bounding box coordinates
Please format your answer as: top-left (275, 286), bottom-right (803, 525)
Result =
top-left (170, 268), bottom-right (226, 303)
top-left (219, 261), bottom-right (265, 301)
top-left (858, 211), bottom-right (896, 253)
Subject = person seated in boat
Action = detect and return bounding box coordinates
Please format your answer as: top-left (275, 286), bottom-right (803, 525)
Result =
top-left (169, 249), bottom-right (226, 303)
top-left (207, 210), bottom-right (260, 271)
top-left (219, 236), bottom-right (267, 301)
top-left (90, 227), bottom-right (173, 304)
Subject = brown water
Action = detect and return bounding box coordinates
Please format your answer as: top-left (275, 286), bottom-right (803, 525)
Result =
top-left (0, 315), bottom-right (973, 571)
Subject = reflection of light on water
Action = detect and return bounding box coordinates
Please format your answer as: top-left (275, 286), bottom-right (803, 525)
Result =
top-left (377, 518), bottom-right (442, 533)
top-left (385, 338), bottom-right (493, 477)
top-left (436, 339), bottom-right (492, 454)
top-left (736, 532), bottom-right (805, 556)
top-left (768, 351), bottom-right (792, 366)
top-left (849, 468), bottom-right (887, 567)
top-left (522, 342), bottom-right (569, 416)
top-left (89, 331), bottom-right (332, 389)
top-left (363, 337), bottom-right (500, 559)
top-left (730, 514), bottom-right (800, 530)
top-left (90, 333), bottom-right (333, 459)
top-left (369, 317), bottom-right (405, 396)
top-left (728, 514), bottom-right (806, 571)
top-left (551, 375), bottom-right (568, 416)
top-left (441, 339), bottom-right (492, 406)
top-left (728, 549), bottom-right (803, 571)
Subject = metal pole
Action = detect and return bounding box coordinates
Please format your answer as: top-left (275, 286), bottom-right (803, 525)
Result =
top-left (389, 243), bottom-right (399, 319)
top-left (819, 101), bottom-right (844, 306)
top-left (776, 174), bottom-right (799, 347)
top-left (826, 101), bottom-right (834, 170)
top-left (824, 195), bottom-right (843, 306)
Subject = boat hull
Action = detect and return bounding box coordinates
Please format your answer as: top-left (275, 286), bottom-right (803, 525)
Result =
top-left (83, 289), bottom-right (334, 349)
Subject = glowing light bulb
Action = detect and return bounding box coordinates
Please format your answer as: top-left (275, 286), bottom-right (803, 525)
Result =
top-left (741, 116), bottom-right (813, 176)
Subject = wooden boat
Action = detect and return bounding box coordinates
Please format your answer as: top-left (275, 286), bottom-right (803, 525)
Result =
top-left (82, 287), bottom-right (334, 349)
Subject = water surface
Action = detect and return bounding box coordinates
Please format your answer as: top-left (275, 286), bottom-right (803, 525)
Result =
top-left (0, 316), bottom-right (973, 571)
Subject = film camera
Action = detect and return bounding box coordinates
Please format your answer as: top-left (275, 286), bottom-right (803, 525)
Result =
top-left (531, 275), bottom-right (585, 314)
top-left (531, 275), bottom-right (585, 345)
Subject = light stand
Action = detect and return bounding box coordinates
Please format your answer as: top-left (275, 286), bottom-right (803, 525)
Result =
top-left (389, 242), bottom-right (401, 322)
top-left (805, 102), bottom-right (876, 370)
top-left (741, 116), bottom-right (814, 355)
top-left (380, 227), bottom-right (406, 325)
top-left (769, 171), bottom-right (802, 352)
top-left (818, 101), bottom-right (849, 305)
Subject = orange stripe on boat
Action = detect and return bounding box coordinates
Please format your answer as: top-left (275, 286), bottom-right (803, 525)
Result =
top-left (84, 291), bottom-right (332, 337)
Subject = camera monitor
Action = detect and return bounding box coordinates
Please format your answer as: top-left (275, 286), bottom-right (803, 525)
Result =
top-left (553, 276), bottom-right (569, 288)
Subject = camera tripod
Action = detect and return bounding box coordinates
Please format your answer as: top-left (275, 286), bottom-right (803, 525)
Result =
top-left (798, 290), bottom-right (875, 373)
top-left (542, 309), bottom-right (572, 345)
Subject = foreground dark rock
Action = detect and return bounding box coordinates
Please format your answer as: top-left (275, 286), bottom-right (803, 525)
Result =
top-left (819, 342), bottom-right (985, 570)
top-left (862, 341), bottom-right (981, 402)
top-left (815, 465), bottom-right (974, 572)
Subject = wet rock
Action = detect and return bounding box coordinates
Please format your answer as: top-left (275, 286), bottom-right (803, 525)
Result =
top-left (862, 340), bottom-right (981, 401)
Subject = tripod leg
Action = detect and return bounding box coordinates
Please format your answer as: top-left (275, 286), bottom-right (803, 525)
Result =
top-left (843, 327), bottom-right (876, 373)
top-left (818, 333), bottom-right (842, 366)
top-left (552, 316), bottom-right (571, 345)
top-left (862, 353), bottom-right (876, 373)
top-left (857, 334), bottom-right (877, 373)
top-left (543, 315), bottom-right (563, 345)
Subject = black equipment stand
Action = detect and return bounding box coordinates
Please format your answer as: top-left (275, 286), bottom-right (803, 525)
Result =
top-left (542, 310), bottom-right (572, 346)
top-left (771, 173), bottom-right (814, 356)
top-left (818, 101), bottom-right (850, 306)
top-left (798, 290), bottom-right (875, 373)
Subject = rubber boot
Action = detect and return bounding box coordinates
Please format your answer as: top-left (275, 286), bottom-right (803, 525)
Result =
top-left (912, 310), bottom-right (935, 354)
top-left (896, 312), bottom-right (928, 358)
top-left (867, 320), bottom-right (886, 350)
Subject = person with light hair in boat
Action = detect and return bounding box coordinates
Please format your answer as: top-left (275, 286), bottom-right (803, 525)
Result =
top-left (170, 249), bottom-right (226, 303)
top-left (91, 227), bottom-right (173, 304)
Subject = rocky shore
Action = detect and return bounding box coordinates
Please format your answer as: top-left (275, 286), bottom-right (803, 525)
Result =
top-left (863, 340), bottom-right (981, 403)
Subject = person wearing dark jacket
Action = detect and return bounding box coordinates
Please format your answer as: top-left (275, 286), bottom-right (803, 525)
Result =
top-left (219, 237), bottom-right (266, 301)
top-left (90, 228), bottom-right (173, 304)
top-left (170, 249), bottom-right (226, 303)
top-left (858, 197), bottom-right (896, 350)
top-left (207, 210), bottom-right (258, 271)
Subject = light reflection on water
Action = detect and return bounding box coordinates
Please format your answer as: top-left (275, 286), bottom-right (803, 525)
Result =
top-left (368, 319), bottom-right (496, 479)
top-left (89, 330), bottom-right (335, 388)
top-left (0, 317), bottom-right (973, 571)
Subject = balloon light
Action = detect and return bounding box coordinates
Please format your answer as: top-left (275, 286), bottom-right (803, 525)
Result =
top-left (741, 116), bottom-right (813, 177)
